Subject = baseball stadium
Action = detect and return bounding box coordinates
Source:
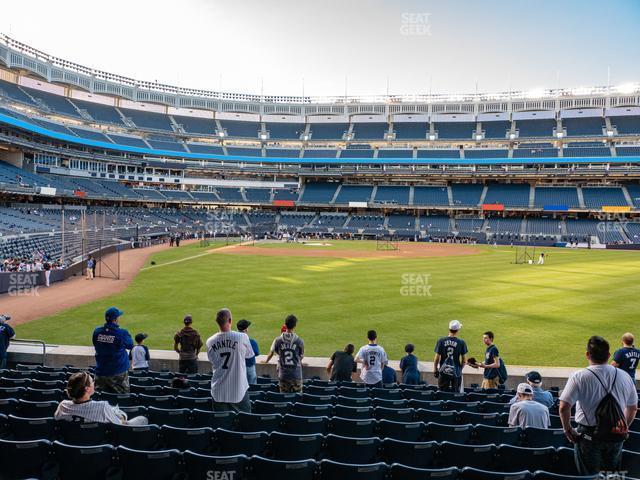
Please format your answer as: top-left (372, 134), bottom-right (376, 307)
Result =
top-left (0, 1), bottom-right (639, 479)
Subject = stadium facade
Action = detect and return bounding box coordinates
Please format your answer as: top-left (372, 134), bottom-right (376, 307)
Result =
top-left (0, 34), bottom-right (640, 252)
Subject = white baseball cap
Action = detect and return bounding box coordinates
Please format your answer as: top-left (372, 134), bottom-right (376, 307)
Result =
top-left (517, 383), bottom-right (534, 395)
top-left (448, 320), bottom-right (463, 331)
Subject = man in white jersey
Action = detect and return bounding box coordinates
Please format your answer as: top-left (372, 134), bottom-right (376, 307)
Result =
top-left (356, 330), bottom-right (388, 387)
top-left (560, 335), bottom-right (638, 476)
top-left (206, 308), bottom-right (255, 412)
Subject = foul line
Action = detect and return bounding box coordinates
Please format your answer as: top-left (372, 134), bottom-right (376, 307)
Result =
top-left (140, 243), bottom-right (244, 271)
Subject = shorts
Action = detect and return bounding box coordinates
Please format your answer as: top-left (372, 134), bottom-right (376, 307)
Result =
top-left (95, 371), bottom-right (130, 394)
top-left (279, 378), bottom-right (303, 393)
top-left (481, 377), bottom-right (500, 390)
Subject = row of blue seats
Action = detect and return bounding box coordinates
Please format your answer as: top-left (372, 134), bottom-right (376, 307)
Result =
top-left (2, 437), bottom-right (623, 480)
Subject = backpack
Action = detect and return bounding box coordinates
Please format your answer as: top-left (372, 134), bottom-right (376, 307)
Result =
top-left (586, 368), bottom-right (629, 442)
top-left (497, 358), bottom-right (508, 385)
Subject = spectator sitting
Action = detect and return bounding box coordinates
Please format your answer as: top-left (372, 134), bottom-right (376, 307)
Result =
top-left (170, 377), bottom-right (190, 389)
top-left (400, 343), bottom-right (420, 385)
top-left (382, 364), bottom-right (397, 384)
top-left (326, 344), bottom-right (357, 382)
top-left (508, 382), bottom-right (550, 429)
top-left (509, 371), bottom-right (554, 408)
top-left (55, 372), bottom-right (147, 426)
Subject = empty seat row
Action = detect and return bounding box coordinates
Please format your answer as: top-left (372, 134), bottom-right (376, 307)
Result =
top-left (3, 436), bottom-right (630, 480)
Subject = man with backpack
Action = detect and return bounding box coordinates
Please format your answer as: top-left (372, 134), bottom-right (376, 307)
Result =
top-left (433, 320), bottom-right (467, 392)
top-left (559, 335), bottom-right (638, 476)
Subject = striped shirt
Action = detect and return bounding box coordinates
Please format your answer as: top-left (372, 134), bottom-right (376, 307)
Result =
top-left (207, 330), bottom-right (255, 404)
top-left (54, 399), bottom-right (126, 424)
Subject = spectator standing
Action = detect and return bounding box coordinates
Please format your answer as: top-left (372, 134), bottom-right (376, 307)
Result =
top-left (0, 315), bottom-right (15, 370)
top-left (509, 371), bottom-right (555, 408)
top-left (92, 307), bottom-right (133, 393)
top-left (559, 336), bottom-right (638, 476)
top-left (327, 344), bottom-right (357, 382)
top-left (55, 372), bottom-right (147, 425)
top-left (471, 331), bottom-right (501, 390)
top-left (86, 256), bottom-right (95, 280)
top-left (130, 333), bottom-right (150, 370)
top-left (206, 308), bottom-right (254, 412)
top-left (508, 383), bottom-right (551, 428)
top-left (433, 320), bottom-right (468, 392)
top-left (356, 330), bottom-right (388, 388)
top-left (264, 315), bottom-right (305, 393)
top-left (400, 343), bottom-right (420, 385)
top-left (237, 319), bottom-right (260, 384)
top-left (611, 332), bottom-right (640, 380)
top-left (43, 260), bottom-right (51, 287)
top-left (174, 315), bottom-right (203, 374)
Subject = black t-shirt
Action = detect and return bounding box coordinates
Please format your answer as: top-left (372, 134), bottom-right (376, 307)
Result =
top-left (330, 351), bottom-right (356, 381)
top-left (434, 336), bottom-right (468, 377)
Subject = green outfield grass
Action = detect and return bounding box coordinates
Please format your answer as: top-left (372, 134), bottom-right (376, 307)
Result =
top-left (14, 240), bottom-right (640, 367)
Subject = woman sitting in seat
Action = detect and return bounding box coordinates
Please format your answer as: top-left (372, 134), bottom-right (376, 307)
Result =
top-left (55, 371), bottom-right (147, 426)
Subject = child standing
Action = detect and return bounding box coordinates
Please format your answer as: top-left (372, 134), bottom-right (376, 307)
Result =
top-left (130, 333), bottom-right (150, 371)
top-left (400, 343), bottom-right (420, 385)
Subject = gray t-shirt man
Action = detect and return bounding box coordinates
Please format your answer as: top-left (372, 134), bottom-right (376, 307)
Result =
top-left (509, 400), bottom-right (551, 429)
top-left (270, 332), bottom-right (305, 381)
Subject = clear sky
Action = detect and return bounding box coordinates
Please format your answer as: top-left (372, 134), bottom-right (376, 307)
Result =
top-left (1, 0), bottom-right (639, 97)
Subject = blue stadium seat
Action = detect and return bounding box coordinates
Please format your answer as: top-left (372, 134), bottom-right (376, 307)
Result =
top-left (319, 459), bottom-right (388, 480)
top-left (374, 406), bottom-right (414, 422)
top-left (53, 441), bottom-right (117, 480)
top-left (532, 473), bottom-right (599, 480)
top-left (146, 407), bottom-right (191, 428)
top-left (7, 414), bottom-right (56, 441)
top-left (415, 408), bottom-right (458, 425)
top-left (553, 446), bottom-right (582, 476)
top-left (281, 414), bottom-right (329, 435)
top-left (382, 438), bottom-right (438, 468)
top-left (25, 388), bottom-right (63, 402)
top-left (473, 425), bottom-right (521, 446)
top-left (389, 464), bottom-right (459, 480)
top-left (339, 387), bottom-right (369, 398)
top-left (174, 395), bottom-right (212, 410)
top-left (523, 427), bottom-right (569, 448)
top-left (0, 438), bottom-right (55, 479)
top-left (191, 409), bottom-right (237, 430)
top-left (0, 386), bottom-right (26, 400)
top-left (264, 391), bottom-right (301, 403)
top-left (291, 402), bottom-right (333, 417)
top-left (496, 444), bottom-right (555, 473)
top-left (328, 416), bottom-right (377, 438)
top-left (58, 420), bottom-right (109, 446)
top-left (109, 423), bottom-right (161, 450)
top-left (426, 422), bottom-right (472, 444)
top-left (98, 392), bottom-right (138, 407)
top-left (214, 428), bottom-right (269, 456)
top-left (138, 394), bottom-right (174, 408)
top-left (461, 467), bottom-right (531, 479)
top-left (160, 425), bottom-right (214, 453)
top-left (238, 412), bottom-right (282, 432)
top-left (252, 399), bottom-right (292, 415)
top-left (251, 456), bottom-right (318, 480)
top-left (324, 434), bottom-right (381, 463)
top-left (459, 411), bottom-right (499, 426)
top-left (184, 452), bottom-right (248, 480)
top-left (622, 449), bottom-right (640, 479)
top-left (17, 399), bottom-right (58, 418)
top-left (335, 396), bottom-right (372, 408)
top-left (301, 393), bottom-right (334, 405)
top-left (269, 431), bottom-right (324, 460)
top-left (333, 404), bottom-right (374, 420)
top-left (377, 419), bottom-right (424, 441)
top-left (116, 446), bottom-right (181, 480)
top-left (438, 442), bottom-right (497, 469)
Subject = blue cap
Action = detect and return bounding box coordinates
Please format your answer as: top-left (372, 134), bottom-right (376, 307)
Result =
top-left (105, 307), bottom-right (124, 322)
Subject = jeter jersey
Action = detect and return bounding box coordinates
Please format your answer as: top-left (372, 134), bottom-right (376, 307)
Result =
top-left (270, 332), bottom-right (305, 380)
top-left (206, 331), bottom-right (255, 403)
top-left (357, 344), bottom-right (388, 384)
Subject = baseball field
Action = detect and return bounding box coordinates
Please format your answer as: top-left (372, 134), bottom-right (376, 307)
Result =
top-left (13, 240), bottom-right (640, 367)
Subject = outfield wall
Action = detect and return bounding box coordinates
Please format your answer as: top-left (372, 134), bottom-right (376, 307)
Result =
top-left (6, 343), bottom-right (587, 390)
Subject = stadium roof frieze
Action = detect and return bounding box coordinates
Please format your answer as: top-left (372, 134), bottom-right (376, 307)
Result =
top-left (2, 34), bottom-right (639, 114)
